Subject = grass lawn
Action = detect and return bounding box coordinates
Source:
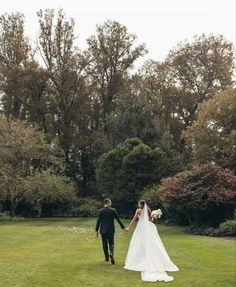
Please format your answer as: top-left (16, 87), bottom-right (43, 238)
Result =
top-left (0, 218), bottom-right (235, 287)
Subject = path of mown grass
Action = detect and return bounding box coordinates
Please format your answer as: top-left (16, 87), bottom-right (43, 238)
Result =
top-left (0, 218), bottom-right (235, 287)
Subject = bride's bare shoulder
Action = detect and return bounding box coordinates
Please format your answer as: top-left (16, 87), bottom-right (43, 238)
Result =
top-left (136, 208), bottom-right (142, 215)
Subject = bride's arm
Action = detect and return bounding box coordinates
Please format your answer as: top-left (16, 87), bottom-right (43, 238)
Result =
top-left (127, 209), bottom-right (141, 231)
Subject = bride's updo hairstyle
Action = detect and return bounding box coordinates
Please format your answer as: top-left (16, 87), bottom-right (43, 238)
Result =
top-left (138, 200), bottom-right (146, 209)
top-left (138, 199), bottom-right (152, 217)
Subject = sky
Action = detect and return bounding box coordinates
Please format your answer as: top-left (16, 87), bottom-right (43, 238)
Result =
top-left (1, 0), bottom-right (235, 67)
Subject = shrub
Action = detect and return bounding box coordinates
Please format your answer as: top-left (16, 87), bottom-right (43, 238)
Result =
top-left (0, 213), bottom-right (24, 223)
top-left (186, 220), bottom-right (236, 237)
top-left (141, 186), bottom-right (165, 211)
top-left (214, 220), bottom-right (236, 236)
top-left (159, 164), bottom-right (236, 227)
top-left (66, 198), bottom-right (101, 217)
top-left (185, 226), bottom-right (216, 236)
top-left (23, 169), bottom-right (77, 217)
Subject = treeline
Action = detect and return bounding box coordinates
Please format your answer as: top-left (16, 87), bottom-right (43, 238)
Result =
top-left (0, 10), bottom-right (235, 218)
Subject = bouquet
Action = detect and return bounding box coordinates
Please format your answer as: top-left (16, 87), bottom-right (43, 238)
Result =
top-left (151, 209), bottom-right (162, 220)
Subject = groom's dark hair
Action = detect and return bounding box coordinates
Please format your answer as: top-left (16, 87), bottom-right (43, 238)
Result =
top-left (103, 198), bottom-right (111, 205)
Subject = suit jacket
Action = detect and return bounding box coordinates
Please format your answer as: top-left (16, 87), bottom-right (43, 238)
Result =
top-left (95, 206), bottom-right (125, 234)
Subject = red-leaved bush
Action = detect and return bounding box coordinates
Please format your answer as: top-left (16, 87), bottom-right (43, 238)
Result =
top-left (158, 164), bottom-right (236, 227)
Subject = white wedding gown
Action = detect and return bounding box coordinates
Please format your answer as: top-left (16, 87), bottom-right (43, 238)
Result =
top-left (124, 204), bottom-right (179, 282)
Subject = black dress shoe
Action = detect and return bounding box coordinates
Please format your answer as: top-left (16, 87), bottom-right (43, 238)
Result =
top-left (105, 256), bottom-right (109, 262)
top-left (109, 255), bottom-right (115, 265)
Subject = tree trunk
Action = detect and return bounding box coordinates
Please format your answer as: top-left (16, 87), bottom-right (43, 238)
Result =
top-left (36, 202), bottom-right (42, 218)
top-left (10, 201), bottom-right (16, 217)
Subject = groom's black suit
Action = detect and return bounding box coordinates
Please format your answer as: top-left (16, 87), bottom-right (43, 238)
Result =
top-left (96, 206), bottom-right (125, 260)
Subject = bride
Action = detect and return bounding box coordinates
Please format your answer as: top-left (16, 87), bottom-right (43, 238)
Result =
top-left (124, 200), bottom-right (179, 282)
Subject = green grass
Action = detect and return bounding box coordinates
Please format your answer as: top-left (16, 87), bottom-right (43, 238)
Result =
top-left (0, 218), bottom-right (235, 287)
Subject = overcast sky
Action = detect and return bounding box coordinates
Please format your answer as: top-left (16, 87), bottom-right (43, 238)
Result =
top-left (1, 0), bottom-right (235, 67)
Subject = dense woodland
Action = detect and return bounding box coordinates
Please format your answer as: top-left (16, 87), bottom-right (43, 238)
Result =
top-left (0, 10), bottom-right (235, 231)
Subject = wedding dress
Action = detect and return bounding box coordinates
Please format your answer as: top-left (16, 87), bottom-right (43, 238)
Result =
top-left (124, 204), bottom-right (179, 282)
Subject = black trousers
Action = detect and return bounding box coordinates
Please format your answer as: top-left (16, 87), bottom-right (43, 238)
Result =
top-left (101, 233), bottom-right (114, 259)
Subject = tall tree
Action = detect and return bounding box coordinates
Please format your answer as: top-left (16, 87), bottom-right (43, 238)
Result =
top-left (106, 75), bottom-right (161, 147)
top-left (139, 60), bottom-right (183, 151)
top-left (183, 89), bottom-right (236, 171)
top-left (0, 12), bottom-right (30, 118)
top-left (167, 34), bottom-right (234, 126)
top-left (86, 20), bottom-right (147, 131)
top-left (37, 9), bottom-right (92, 185)
top-left (22, 62), bottom-right (51, 134)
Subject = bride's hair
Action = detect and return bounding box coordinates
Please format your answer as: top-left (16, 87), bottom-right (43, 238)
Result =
top-left (138, 199), bottom-right (152, 217)
top-left (138, 200), bottom-right (146, 209)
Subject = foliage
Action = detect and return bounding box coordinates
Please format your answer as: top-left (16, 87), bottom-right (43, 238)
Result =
top-left (159, 164), bottom-right (236, 227)
top-left (66, 198), bottom-right (101, 217)
top-left (167, 34), bottom-right (234, 126)
top-left (0, 12), bottom-right (31, 118)
top-left (0, 9), bottom-right (235, 202)
top-left (96, 138), bottom-right (170, 214)
top-left (0, 115), bottom-right (65, 216)
top-left (0, 212), bottom-right (24, 223)
top-left (106, 75), bottom-right (163, 148)
top-left (186, 219), bottom-right (236, 237)
top-left (37, 9), bottom-right (93, 187)
top-left (185, 226), bottom-right (216, 236)
top-left (86, 20), bottom-right (147, 126)
top-left (138, 60), bottom-right (185, 153)
top-left (214, 219), bottom-right (236, 236)
top-left (184, 89), bottom-right (236, 170)
top-left (23, 169), bottom-right (76, 217)
top-left (141, 186), bottom-right (163, 211)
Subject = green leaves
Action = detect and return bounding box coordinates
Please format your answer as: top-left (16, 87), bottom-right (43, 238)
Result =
top-left (86, 20), bottom-right (147, 125)
top-left (0, 115), bottom-right (69, 216)
top-left (23, 169), bottom-right (76, 204)
top-left (0, 10), bottom-right (235, 203)
top-left (184, 88), bottom-right (236, 169)
top-left (96, 138), bottom-right (169, 214)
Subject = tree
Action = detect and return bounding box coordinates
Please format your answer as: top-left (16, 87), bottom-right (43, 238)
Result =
top-left (37, 9), bottom-right (93, 190)
top-left (22, 62), bottom-right (51, 134)
top-left (183, 89), bottom-right (236, 171)
top-left (106, 75), bottom-right (161, 147)
top-left (79, 19), bottom-right (147, 196)
top-left (139, 60), bottom-right (185, 153)
top-left (86, 20), bottom-right (147, 131)
top-left (23, 169), bottom-right (76, 217)
top-left (159, 164), bottom-right (236, 227)
top-left (141, 186), bottom-right (164, 212)
top-left (0, 115), bottom-right (64, 216)
top-left (132, 36), bottom-right (234, 168)
top-left (0, 12), bottom-right (51, 134)
top-left (96, 138), bottom-right (169, 214)
top-left (0, 12), bottom-right (31, 118)
top-left (167, 34), bottom-right (234, 126)
top-left (1, 9), bottom-right (235, 204)
top-left (106, 63), bottom-right (187, 172)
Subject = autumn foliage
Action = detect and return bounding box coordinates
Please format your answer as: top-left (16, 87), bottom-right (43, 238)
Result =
top-left (159, 164), bottom-right (236, 227)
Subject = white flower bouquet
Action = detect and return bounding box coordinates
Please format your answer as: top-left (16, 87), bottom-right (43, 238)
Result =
top-left (151, 209), bottom-right (162, 220)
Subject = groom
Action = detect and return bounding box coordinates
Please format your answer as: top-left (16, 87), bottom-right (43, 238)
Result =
top-left (95, 198), bottom-right (126, 265)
